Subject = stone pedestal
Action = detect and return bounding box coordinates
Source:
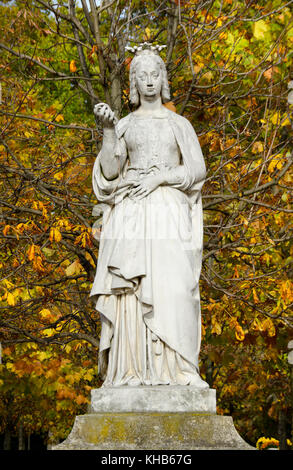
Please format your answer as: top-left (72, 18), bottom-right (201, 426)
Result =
top-left (53, 386), bottom-right (253, 450)
top-left (90, 386), bottom-right (216, 414)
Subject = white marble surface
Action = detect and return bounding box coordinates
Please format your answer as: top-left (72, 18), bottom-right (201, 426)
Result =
top-left (91, 47), bottom-right (207, 388)
top-left (90, 385), bottom-right (216, 414)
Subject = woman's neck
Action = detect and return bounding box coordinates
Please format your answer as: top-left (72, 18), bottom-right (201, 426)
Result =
top-left (134, 96), bottom-right (167, 117)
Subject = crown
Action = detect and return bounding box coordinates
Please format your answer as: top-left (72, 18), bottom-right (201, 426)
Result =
top-left (125, 42), bottom-right (167, 55)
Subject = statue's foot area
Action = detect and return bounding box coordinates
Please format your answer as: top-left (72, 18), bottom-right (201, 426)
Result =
top-left (188, 374), bottom-right (209, 389)
top-left (127, 377), bottom-right (142, 386)
top-left (106, 375), bottom-right (209, 388)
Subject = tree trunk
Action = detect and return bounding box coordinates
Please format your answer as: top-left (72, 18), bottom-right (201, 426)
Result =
top-left (18, 424), bottom-right (25, 450)
top-left (278, 409), bottom-right (288, 450)
top-left (3, 429), bottom-right (11, 450)
top-left (205, 358), bottom-right (214, 388)
top-left (110, 71), bottom-right (122, 118)
top-left (291, 366), bottom-right (293, 445)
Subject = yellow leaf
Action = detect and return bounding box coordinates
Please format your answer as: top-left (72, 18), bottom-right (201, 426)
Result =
top-left (253, 288), bottom-right (259, 303)
top-left (33, 256), bottom-right (46, 273)
top-left (247, 384), bottom-right (258, 393)
top-left (85, 252), bottom-right (96, 267)
top-left (251, 318), bottom-right (260, 330)
top-left (54, 172), bottom-right (63, 181)
top-left (235, 323), bottom-right (245, 341)
top-left (268, 155), bottom-right (283, 173)
top-left (43, 328), bottom-right (54, 337)
top-left (74, 231), bottom-right (91, 248)
top-left (84, 370), bottom-right (95, 381)
top-left (262, 318), bottom-right (276, 337)
top-left (65, 259), bottom-right (83, 276)
top-left (252, 141), bottom-right (264, 154)
top-left (55, 114), bottom-right (64, 123)
top-left (3, 279), bottom-right (14, 289)
top-left (70, 60), bottom-right (77, 73)
top-left (43, 247), bottom-right (55, 257)
top-left (7, 292), bottom-right (15, 306)
top-left (253, 19), bottom-right (268, 40)
top-left (211, 320), bottom-right (222, 335)
top-left (24, 130), bottom-right (33, 138)
top-left (13, 258), bottom-right (20, 268)
top-left (193, 62), bottom-right (204, 74)
top-left (50, 227), bottom-right (62, 243)
top-left (202, 71), bottom-right (213, 82)
top-left (38, 351), bottom-right (48, 361)
top-left (264, 67), bottom-right (273, 80)
top-left (40, 308), bottom-right (51, 319)
top-left (144, 27), bottom-right (151, 39)
top-left (281, 114), bottom-right (291, 126)
top-left (270, 112), bottom-right (279, 125)
top-left (276, 161), bottom-right (283, 169)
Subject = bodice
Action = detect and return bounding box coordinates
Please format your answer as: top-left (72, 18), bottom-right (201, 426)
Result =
top-left (124, 116), bottom-right (181, 172)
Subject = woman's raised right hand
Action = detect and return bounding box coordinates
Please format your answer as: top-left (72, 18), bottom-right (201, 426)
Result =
top-left (94, 103), bottom-right (117, 128)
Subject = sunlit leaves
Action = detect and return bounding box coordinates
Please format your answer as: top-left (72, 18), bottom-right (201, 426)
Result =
top-left (7, 292), bottom-right (16, 306)
top-left (65, 259), bottom-right (83, 276)
top-left (69, 60), bottom-right (77, 73)
top-left (0, 342), bottom-right (98, 440)
top-left (252, 19), bottom-right (269, 40)
top-left (268, 155), bottom-right (284, 173)
top-left (252, 141), bottom-right (264, 154)
top-left (49, 227), bottom-right (62, 243)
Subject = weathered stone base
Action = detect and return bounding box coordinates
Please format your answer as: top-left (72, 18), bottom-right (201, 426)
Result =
top-left (90, 386), bottom-right (216, 414)
top-left (53, 412), bottom-right (253, 450)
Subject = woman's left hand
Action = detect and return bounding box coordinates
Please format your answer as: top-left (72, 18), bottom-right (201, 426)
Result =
top-left (128, 174), bottom-right (163, 200)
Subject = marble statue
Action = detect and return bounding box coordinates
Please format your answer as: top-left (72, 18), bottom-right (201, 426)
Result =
top-left (90, 43), bottom-right (208, 389)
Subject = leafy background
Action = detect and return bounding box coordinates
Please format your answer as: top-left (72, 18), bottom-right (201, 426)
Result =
top-left (0, 0), bottom-right (292, 449)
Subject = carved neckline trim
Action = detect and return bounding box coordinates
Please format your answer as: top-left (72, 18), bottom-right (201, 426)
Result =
top-left (130, 111), bottom-right (169, 120)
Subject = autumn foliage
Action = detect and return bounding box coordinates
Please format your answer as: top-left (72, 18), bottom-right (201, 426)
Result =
top-left (0, 0), bottom-right (292, 448)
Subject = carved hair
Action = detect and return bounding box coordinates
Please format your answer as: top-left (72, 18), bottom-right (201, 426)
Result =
top-left (129, 50), bottom-right (171, 106)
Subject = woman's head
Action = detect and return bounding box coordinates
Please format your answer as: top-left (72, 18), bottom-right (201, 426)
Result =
top-left (129, 50), bottom-right (170, 106)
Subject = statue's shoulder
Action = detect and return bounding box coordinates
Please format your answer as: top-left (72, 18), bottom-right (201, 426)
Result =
top-left (116, 113), bottom-right (133, 138)
top-left (166, 109), bottom-right (195, 132)
top-left (117, 113), bottom-right (132, 125)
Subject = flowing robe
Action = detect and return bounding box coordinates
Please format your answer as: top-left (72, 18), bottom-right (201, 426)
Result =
top-left (90, 109), bottom-right (207, 387)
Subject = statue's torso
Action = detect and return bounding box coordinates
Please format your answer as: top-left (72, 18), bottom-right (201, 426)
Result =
top-left (124, 116), bottom-right (181, 171)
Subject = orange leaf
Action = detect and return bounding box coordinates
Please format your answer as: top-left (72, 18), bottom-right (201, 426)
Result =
top-left (163, 101), bottom-right (176, 113)
top-left (125, 57), bottom-right (132, 70)
top-left (235, 323), bottom-right (245, 341)
top-left (3, 225), bottom-right (11, 236)
top-left (75, 395), bottom-right (88, 405)
top-left (70, 60), bottom-right (77, 73)
top-left (27, 244), bottom-right (35, 261)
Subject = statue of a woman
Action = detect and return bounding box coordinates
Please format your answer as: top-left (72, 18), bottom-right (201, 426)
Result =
top-left (90, 44), bottom-right (208, 389)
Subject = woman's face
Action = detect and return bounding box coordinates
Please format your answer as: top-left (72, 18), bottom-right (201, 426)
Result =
top-left (135, 57), bottom-right (162, 101)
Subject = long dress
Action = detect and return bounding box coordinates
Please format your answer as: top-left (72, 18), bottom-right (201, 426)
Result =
top-left (90, 109), bottom-right (208, 387)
